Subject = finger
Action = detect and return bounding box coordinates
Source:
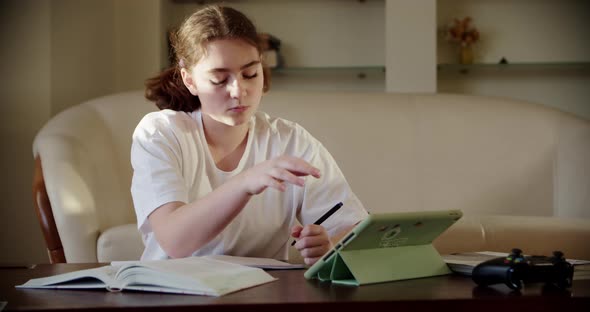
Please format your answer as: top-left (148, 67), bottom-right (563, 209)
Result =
top-left (299, 224), bottom-right (327, 238)
top-left (269, 167), bottom-right (305, 186)
top-left (300, 245), bottom-right (331, 259)
top-left (291, 225), bottom-right (303, 237)
top-left (276, 156), bottom-right (321, 178)
top-left (264, 175), bottom-right (286, 192)
top-left (295, 226), bottom-right (329, 250)
top-left (295, 235), bottom-right (330, 250)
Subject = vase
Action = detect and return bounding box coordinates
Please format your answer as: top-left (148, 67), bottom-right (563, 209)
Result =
top-left (459, 44), bottom-right (474, 65)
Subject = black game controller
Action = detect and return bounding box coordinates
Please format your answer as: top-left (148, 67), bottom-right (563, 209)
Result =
top-left (472, 248), bottom-right (574, 290)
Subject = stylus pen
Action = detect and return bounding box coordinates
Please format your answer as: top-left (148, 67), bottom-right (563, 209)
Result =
top-left (291, 202), bottom-right (344, 246)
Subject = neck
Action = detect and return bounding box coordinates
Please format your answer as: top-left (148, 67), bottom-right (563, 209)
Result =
top-left (201, 114), bottom-right (250, 171)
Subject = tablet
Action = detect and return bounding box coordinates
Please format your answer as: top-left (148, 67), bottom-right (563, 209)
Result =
top-left (303, 209), bottom-right (463, 284)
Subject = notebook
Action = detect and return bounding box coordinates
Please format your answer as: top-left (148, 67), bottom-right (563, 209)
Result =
top-left (304, 209), bottom-right (463, 285)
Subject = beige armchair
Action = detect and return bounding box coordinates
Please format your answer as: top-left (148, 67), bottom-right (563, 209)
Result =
top-left (33, 90), bottom-right (590, 263)
top-left (33, 91), bottom-right (154, 263)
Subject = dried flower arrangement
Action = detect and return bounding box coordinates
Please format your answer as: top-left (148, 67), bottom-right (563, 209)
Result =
top-left (445, 17), bottom-right (480, 64)
top-left (446, 17), bottom-right (480, 47)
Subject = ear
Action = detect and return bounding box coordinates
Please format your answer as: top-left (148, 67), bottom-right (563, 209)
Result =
top-left (180, 68), bottom-right (199, 96)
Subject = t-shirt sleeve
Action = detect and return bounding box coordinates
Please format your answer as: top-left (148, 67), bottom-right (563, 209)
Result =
top-left (296, 128), bottom-right (368, 237)
top-left (130, 114), bottom-right (189, 233)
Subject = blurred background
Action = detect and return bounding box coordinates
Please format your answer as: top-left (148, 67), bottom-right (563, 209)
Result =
top-left (1, 0), bottom-right (588, 265)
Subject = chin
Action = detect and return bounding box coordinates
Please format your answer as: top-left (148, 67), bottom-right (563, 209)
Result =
top-left (224, 113), bottom-right (253, 127)
top-left (205, 103), bottom-right (258, 127)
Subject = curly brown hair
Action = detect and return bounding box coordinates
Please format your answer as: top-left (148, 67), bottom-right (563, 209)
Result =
top-left (145, 5), bottom-right (270, 112)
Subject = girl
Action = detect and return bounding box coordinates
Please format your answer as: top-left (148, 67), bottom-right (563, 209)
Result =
top-left (131, 5), bottom-right (367, 265)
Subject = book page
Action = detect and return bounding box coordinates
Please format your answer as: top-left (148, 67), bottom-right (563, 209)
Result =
top-left (204, 255), bottom-right (305, 269)
top-left (116, 257), bottom-right (276, 296)
top-left (16, 266), bottom-right (117, 289)
top-left (112, 256), bottom-right (305, 270)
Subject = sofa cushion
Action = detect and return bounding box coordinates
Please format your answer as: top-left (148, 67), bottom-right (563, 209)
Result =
top-left (97, 224), bottom-right (144, 262)
top-left (434, 215), bottom-right (590, 260)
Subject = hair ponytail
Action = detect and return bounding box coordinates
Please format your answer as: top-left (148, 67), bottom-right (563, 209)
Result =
top-left (144, 66), bottom-right (201, 112)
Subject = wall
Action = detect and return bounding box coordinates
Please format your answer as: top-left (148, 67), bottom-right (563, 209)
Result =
top-left (50, 0), bottom-right (117, 115)
top-left (0, 0), bottom-right (163, 265)
top-left (437, 0), bottom-right (590, 64)
top-left (50, 0), bottom-right (163, 115)
top-left (437, 0), bottom-right (590, 119)
top-left (0, 0), bottom-right (52, 265)
top-left (114, 0), bottom-right (163, 91)
top-left (386, 0), bottom-right (436, 93)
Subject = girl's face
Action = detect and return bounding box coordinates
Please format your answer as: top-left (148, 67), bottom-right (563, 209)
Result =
top-left (181, 38), bottom-right (264, 127)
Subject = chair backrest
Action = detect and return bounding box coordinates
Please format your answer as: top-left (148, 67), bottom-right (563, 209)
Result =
top-left (33, 91), bottom-right (156, 263)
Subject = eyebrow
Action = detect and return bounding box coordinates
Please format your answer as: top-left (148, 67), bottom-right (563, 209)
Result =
top-left (207, 60), bottom-right (261, 73)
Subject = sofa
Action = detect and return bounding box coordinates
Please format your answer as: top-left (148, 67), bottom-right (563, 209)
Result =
top-left (32, 90), bottom-right (590, 263)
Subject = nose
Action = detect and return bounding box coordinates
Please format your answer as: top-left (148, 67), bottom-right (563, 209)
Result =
top-left (229, 78), bottom-right (245, 99)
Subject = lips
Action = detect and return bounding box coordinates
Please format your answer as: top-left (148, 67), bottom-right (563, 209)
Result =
top-left (229, 106), bottom-right (248, 113)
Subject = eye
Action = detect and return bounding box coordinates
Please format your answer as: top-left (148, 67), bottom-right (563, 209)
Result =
top-left (210, 78), bottom-right (228, 86)
top-left (243, 72), bottom-right (258, 80)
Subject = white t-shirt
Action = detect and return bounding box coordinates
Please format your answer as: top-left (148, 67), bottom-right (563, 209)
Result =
top-left (131, 109), bottom-right (368, 261)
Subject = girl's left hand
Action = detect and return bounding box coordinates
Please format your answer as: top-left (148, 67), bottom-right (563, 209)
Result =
top-left (291, 224), bottom-right (333, 265)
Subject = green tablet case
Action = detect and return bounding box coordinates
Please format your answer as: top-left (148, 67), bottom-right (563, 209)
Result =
top-left (304, 209), bottom-right (463, 286)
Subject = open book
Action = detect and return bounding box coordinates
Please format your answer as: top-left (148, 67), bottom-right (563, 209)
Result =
top-left (16, 257), bottom-right (277, 296)
top-left (442, 251), bottom-right (590, 280)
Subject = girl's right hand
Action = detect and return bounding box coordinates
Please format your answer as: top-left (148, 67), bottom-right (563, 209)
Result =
top-left (237, 155), bottom-right (321, 195)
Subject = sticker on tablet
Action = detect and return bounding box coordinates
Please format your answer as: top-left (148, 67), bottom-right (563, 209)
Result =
top-left (379, 225), bottom-right (407, 247)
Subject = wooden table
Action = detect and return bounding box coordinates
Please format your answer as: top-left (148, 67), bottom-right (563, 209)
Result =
top-left (1, 263), bottom-right (589, 311)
